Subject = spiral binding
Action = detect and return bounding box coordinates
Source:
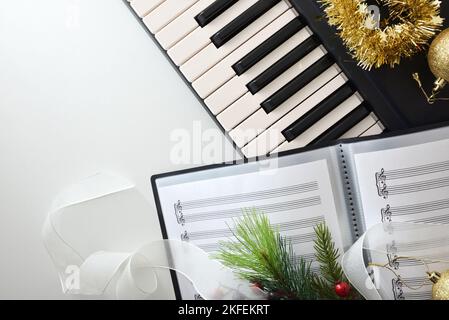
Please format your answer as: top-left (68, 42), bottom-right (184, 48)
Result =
top-left (339, 144), bottom-right (359, 239)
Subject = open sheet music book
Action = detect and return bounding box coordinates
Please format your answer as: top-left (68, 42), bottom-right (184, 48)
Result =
top-left (152, 124), bottom-right (449, 300)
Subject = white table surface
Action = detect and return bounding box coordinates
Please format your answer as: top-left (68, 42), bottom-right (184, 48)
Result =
top-left (0, 0), bottom-right (238, 299)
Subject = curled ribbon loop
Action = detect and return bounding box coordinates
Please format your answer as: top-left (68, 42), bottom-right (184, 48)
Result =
top-left (42, 173), bottom-right (265, 300)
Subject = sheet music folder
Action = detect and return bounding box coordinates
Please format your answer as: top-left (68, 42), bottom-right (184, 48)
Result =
top-left (152, 122), bottom-right (449, 300)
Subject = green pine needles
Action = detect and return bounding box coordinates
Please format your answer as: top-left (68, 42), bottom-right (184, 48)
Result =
top-left (312, 223), bottom-right (347, 299)
top-left (215, 210), bottom-right (359, 300)
top-left (215, 210), bottom-right (317, 300)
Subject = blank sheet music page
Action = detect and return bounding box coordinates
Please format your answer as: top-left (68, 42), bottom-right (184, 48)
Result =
top-left (155, 159), bottom-right (345, 299)
top-left (353, 137), bottom-right (449, 300)
top-left (354, 138), bottom-right (449, 228)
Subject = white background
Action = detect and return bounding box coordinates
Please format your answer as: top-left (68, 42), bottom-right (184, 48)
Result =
top-left (0, 0), bottom-right (237, 299)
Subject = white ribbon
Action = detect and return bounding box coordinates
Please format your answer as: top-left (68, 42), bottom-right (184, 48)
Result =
top-left (342, 226), bottom-right (382, 300)
top-left (42, 173), bottom-right (265, 300)
top-left (342, 222), bottom-right (449, 300)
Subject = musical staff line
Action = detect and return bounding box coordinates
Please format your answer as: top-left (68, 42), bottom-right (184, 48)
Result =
top-left (381, 198), bottom-right (449, 222)
top-left (182, 216), bottom-right (324, 241)
top-left (377, 176), bottom-right (449, 199)
top-left (198, 232), bottom-right (316, 253)
top-left (291, 253), bottom-right (316, 263)
top-left (412, 214), bottom-right (449, 224)
top-left (388, 237), bottom-right (449, 253)
top-left (180, 182), bottom-right (319, 211)
top-left (392, 277), bottom-right (433, 300)
top-left (387, 253), bottom-right (449, 269)
top-left (401, 276), bottom-right (432, 287)
top-left (401, 291), bottom-right (433, 300)
top-left (388, 176), bottom-right (449, 195)
top-left (175, 196), bottom-right (321, 225)
top-left (378, 160), bottom-right (449, 181)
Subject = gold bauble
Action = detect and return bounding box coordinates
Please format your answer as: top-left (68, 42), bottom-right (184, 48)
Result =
top-left (428, 28), bottom-right (449, 89)
top-left (428, 271), bottom-right (449, 300)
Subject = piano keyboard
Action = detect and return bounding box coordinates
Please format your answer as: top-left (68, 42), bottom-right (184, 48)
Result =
top-left (126, 0), bottom-right (385, 158)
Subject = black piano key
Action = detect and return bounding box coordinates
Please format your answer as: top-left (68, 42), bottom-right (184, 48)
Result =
top-left (246, 36), bottom-right (320, 94)
top-left (232, 18), bottom-right (305, 76)
top-left (310, 103), bottom-right (371, 144)
top-left (195, 0), bottom-right (239, 28)
top-left (281, 83), bottom-right (355, 141)
top-left (210, 0), bottom-right (281, 48)
top-left (261, 54), bottom-right (334, 113)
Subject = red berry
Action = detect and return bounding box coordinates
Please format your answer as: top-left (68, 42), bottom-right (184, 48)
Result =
top-left (335, 281), bottom-right (351, 298)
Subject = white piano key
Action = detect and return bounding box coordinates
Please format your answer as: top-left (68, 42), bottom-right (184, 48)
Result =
top-left (228, 63), bottom-right (340, 148)
top-left (155, 0), bottom-right (215, 50)
top-left (181, 1), bottom-right (291, 82)
top-left (217, 46), bottom-right (326, 132)
top-left (130, 0), bottom-right (165, 18)
top-left (167, 0), bottom-right (258, 66)
top-left (143, 0), bottom-right (199, 34)
top-left (206, 77), bottom-right (243, 115)
top-left (339, 113), bottom-right (378, 139)
top-left (241, 75), bottom-right (348, 157)
top-left (360, 122), bottom-right (385, 136)
top-left (204, 26), bottom-right (313, 114)
top-left (273, 92), bottom-right (363, 153)
top-left (192, 9), bottom-right (295, 96)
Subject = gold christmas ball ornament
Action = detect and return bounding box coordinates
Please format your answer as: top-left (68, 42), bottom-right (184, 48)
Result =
top-left (428, 271), bottom-right (449, 300)
top-left (413, 27), bottom-right (449, 103)
top-left (428, 28), bottom-right (449, 93)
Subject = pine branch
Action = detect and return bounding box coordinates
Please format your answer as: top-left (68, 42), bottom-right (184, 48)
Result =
top-left (313, 223), bottom-right (345, 284)
top-left (215, 212), bottom-right (362, 300)
top-left (312, 222), bottom-right (356, 299)
top-left (215, 210), bottom-right (319, 300)
top-left (311, 276), bottom-right (337, 300)
top-left (313, 223), bottom-right (364, 300)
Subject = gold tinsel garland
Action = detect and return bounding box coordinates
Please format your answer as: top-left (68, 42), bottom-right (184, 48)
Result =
top-left (320, 0), bottom-right (444, 69)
